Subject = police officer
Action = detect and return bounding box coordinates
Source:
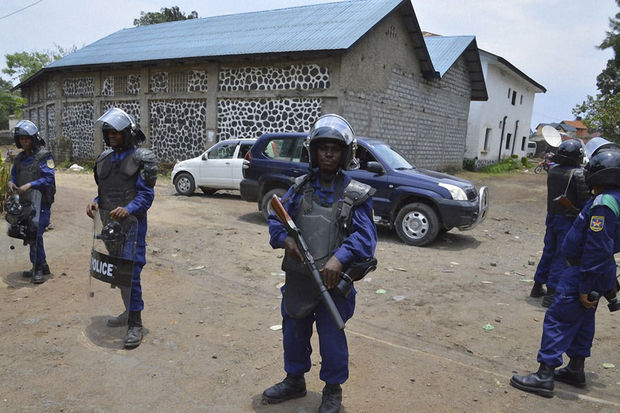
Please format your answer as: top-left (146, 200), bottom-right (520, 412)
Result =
top-left (86, 108), bottom-right (157, 349)
top-left (511, 144), bottom-right (620, 397)
top-left (262, 115), bottom-right (377, 413)
top-left (7, 120), bottom-right (55, 284)
top-left (531, 139), bottom-right (590, 307)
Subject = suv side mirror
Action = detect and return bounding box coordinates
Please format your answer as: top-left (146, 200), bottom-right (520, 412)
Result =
top-left (366, 161), bottom-right (385, 174)
top-left (201, 153), bottom-right (208, 161)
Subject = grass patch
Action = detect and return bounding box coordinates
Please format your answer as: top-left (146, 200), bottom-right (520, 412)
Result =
top-left (477, 156), bottom-right (523, 174)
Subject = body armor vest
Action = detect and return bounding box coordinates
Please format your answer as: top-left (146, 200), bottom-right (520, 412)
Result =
top-left (14, 149), bottom-right (55, 205)
top-left (547, 165), bottom-right (586, 216)
top-left (281, 174), bottom-right (374, 318)
top-left (96, 149), bottom-right (140, 211)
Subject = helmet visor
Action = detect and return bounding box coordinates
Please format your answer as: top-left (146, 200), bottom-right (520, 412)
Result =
top-left (311, 115), bottom-right (355, 145)
top-left (95, 108), bottom-right (134, 132)
top-left (12, 120), bottom-right (38, 137)
top-left (585, 137), bottom-right (619, 159)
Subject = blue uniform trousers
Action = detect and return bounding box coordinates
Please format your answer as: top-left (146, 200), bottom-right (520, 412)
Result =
top-left (128, 217), bottom-right (147, 312)
top-left (281, 287), bottom-right (356, 384)
top-left (29, 204), bottom-right (50, 266)
top-left (537, 267), bottom-right (596, 366)
top-left (534, 214), bottom-right (574, 289)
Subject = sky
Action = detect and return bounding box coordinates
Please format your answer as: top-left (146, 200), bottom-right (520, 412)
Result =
top-left (0, 0), bottom-right (617, 131)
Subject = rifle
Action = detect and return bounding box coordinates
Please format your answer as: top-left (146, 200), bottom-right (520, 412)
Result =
top-left (552, 194), bottom-right (580, 216)
top-left (270, 194), bottom-right (346, 330)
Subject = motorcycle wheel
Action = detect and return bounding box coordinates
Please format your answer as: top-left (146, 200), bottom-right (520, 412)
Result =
top-left (534, 165), bottom-right (543, 174)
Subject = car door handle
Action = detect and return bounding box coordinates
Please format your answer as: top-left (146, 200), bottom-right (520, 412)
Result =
top-left (292, 168), bottom-right (303, 174)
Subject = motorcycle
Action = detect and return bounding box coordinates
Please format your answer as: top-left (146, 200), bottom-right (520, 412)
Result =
top-left (534, 153), bottom-right (554, 174)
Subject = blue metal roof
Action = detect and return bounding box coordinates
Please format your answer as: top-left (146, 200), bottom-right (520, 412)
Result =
top-left (48, 0), bottom-right (405, 69)
top-left (423, 35), bottom-right (475, 77)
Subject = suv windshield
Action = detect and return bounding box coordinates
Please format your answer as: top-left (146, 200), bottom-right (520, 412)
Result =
top-left (371, 143), bottom-right (414, 170)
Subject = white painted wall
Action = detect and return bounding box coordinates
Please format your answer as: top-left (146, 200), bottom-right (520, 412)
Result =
top-left (465, 52), bottom-right (543, 163)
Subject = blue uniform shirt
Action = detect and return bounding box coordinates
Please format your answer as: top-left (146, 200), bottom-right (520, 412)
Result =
top-left (268, 171), bottom-right (377, 266)
top-left (562, 189), bottom-right (620, 295)
top-left (94, 148), bottom-right (154, 215)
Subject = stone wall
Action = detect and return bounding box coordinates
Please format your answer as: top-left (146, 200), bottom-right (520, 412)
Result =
top-left (62, 102), bottom-right (94, 160)
top-left (217, 98), bottom-right (321, 140)
top-left (149, 99), bottom-right (207, 162)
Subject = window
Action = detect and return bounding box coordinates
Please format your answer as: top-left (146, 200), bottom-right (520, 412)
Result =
top-left (507, 88), bottom-right (511, 98)
top-left (355, 146), bottom-right (379, 170)
top-left (169, 72), bottom-right (188, 93)
top-left (511, 91), bottom-right (517, 105)
top-left (520, 95), bottom-right (523, 105)
top-left (505, 133), bottom-right (512, 149)
top-left (114, 76), bottom-right (127, 96)
top-left (521, 136), bottom-right (527, 151)
top-left (237, 143), bottom-right (253, 159)
top-left (263, 137), bottom-right (298, 160)
top-left (209, 141), bottom-right (237, 159)
top-left (483, 128), bottom-right (492, 151)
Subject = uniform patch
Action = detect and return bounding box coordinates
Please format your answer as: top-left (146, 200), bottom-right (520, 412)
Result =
top-left (590, 216), bottom-right (605, 232)
top-left (46, 159), bottom-right (55, 169)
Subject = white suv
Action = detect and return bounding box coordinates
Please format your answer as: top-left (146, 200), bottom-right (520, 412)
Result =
top-left (171, 138), bottom-right (256, 195)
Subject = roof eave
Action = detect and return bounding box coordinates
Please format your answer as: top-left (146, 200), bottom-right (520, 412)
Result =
top-left (480, 49), bottom-right (546, 93)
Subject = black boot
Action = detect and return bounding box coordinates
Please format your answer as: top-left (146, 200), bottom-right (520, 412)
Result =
top-left (530, 282), bottom-right (546, 298)
top-left (555, 357), bottom-right (586, 388)
top-left (319, 383), bottom-right (342, 413)
top-left (123, 311), bottom-right (143, 349)
top-left (32, 266), bottom-right (46, 284)
top-left (23, 262), bottom-right (50, 278)
top-left (107, 310), bottom-right (129, 327)
top-left (262, 374), bottom-right (306, 404)
top-left (542, 287), bottom-right (556, 307)
top-left (510, 363), bottom-right (555, 398)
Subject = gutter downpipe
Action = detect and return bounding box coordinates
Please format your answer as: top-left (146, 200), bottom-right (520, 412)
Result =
top-left (498, 115), bottom-right (507, 161)
top-left (510, 120), bottom-right (519, 156)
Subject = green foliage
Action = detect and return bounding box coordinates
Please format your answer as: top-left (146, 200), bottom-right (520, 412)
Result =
top-left (573, 1), bottom-right (620, 140)
top-left (462, 158), bottom-right (476, 171)
top-left (0, 83), bottom-right (25, 129)
top-left (2, 45), bottom-right (76, 84)
top-left (133, 6), bottom-right (198, 26)
top-left (477, 157), bottom-right (522, 174)
top-left (521, 157), bottom-right (532, 168)
top-left (573, 93), bottom-right (620, 141)
top-left (0, 155), bottom-right (11, 215)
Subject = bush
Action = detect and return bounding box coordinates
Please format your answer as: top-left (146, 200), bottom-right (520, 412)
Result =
top-left (477, 157), bottom-right (522, 174)
top-left (521, 157), bottom-right (532, 168)
top-left (462, 158), bottom-right (476, 171)
top-left (0, 156), bottom-right (12, 215)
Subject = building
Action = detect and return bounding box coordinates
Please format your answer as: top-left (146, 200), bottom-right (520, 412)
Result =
top-left (15, 0), bottom-right (487, 169)
top-left (463, 49), bottom-right (545, 166)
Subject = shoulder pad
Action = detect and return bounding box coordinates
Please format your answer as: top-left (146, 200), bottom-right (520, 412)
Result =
top-left (34, 149), bottom-right (51, 161)
top-left (292, 174), bottom-right (311, 192)
top-left (592, 194), bottom-right (620, 219)
top-left (134, 148), bottom-right (158, 188)
top-left (96, 149), bottom-right (114, 163)
top-left (14, 151), bottom-right (26, 161)
top-left (134, 148), bottom-right (157, 164)
top-left (344, 179), bottom-right (375, 206)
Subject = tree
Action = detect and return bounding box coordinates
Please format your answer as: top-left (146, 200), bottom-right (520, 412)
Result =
top-left (133, 6), bottom-right (198, 26)
top-left (0, 44), bottom-right (75, 129)
top-left (1, 44), bottom-right (77, 84)
top-left (574, 0), bottom-right (620, 141)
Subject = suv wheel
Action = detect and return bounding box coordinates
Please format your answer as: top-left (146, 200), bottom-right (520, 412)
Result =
top-left (261, 188), bottom-right (287, 220)
top-left (394, 202), bottom-right (439, 246)
top-left (174, 172), bottom-right (195, 196)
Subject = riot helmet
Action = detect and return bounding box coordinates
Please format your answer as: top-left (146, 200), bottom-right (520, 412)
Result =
top-left (305, 114), bottom-right (356, 169)
top-left (584, 137), bottom-right (620, 160)
top-left (551, 139), bottom-right (584, 166)
top-left (12, 120), bottom-right (43, 149)
top-left (584, 147), bottom-right (620, 189)
top-left (95, 107), bottom-right (146, 149)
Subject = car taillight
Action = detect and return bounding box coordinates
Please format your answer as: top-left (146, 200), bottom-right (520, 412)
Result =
top-left (243, 151), bottom-right (252, 169)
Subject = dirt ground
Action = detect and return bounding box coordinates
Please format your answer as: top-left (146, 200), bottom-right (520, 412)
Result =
top-left (1, 165), bottom-right (619, 413)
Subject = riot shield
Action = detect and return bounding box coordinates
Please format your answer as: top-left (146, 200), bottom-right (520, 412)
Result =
top-left (85, 209), bottom-right (137, 348)
top-left (3, 190), bottom-right (41, 285)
